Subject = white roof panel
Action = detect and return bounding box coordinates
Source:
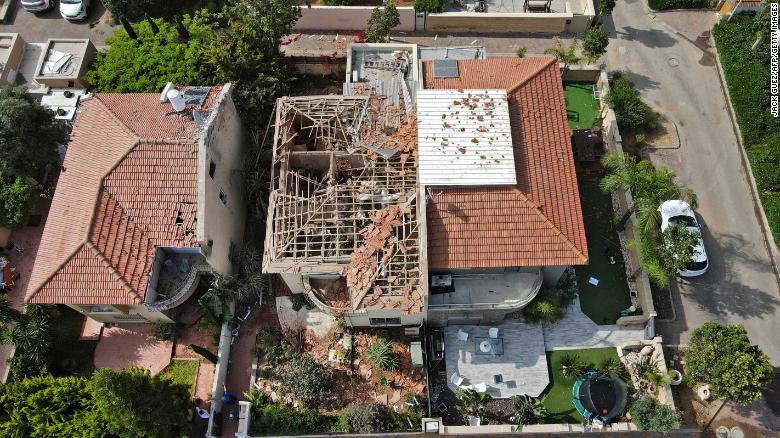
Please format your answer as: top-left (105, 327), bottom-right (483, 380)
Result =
top-left (416, 89), bottom-right (516, 187)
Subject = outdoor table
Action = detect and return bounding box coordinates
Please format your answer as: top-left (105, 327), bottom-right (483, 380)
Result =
top-left (474, 336), bottom-right (504, 356)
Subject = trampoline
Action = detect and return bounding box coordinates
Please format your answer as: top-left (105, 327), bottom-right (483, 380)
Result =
top-left (571, 371), bottom-right (627, 425)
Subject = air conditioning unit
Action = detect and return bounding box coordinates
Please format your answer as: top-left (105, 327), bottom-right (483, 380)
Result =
top-left (430, 275), bottom-right (452, 288)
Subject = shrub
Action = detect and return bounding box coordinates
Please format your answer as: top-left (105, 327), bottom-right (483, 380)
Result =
top-left (455, 388), bottom-right (492, 418)
top-left (366, 338), bottom-right (399, 370)
top-left (383, 409), bottom-right (420, 431)
top-left (365, 1), bottom-right (400, 43)
top-left (522, 273), bottom-right (577, 325)
top-left (275, 353), bottom-right (334, 406)
top-left (685, 322), bottom-right (773, 405)
top-left (323, 0), bottom-right (356, 4)
top-left (647, 0), bottom-right (710, 10)
top-left (629, 395), bottom-right (681, 433)
top-left (290, 293), bottom-right (311, 311)
top-left (346, 403), bottom-right (388, 433)
top-left (605, 74), bottom-right (654, 130)
top-left (559, 354), bottom-right (586, 380)
top-left (599, 357), bottom-right (629, 380)
top-left (250, 402), bottom-right (333, 435)
top-left (511, 394), bottom-right (548, 425)
top-left (582, 24), bottom-right (609, 61)
top-left (189, 344), bottom-right (218, 364)
top-left (748, 135), bottom-right (780, 192)
top-left (147, 323), bottom-right (174, 342)
top-left (0, 177), bottom-right (36, 229)
top-left (515, 46), bottom-right (527, 58)
top-left (414, 0), bottom-right (443, 12)
top-left (599, 0), bottom-right (616, 15)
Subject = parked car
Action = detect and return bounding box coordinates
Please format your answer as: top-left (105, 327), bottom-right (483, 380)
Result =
top-left (19, 0), bottom-right (54, 13)
top-left (59, 0), bottom-right (88, 20)
top-left (658, 200), bottom-right (708, 277)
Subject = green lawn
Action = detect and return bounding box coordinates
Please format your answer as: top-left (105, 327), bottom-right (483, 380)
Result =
top-left (159, 359), bottom-right (199, 397)
top-left (575, 173), bottom-right (632, 325)
top-left (542, 348), bottom-right (621, 424)
top-left (564, 82), bottom-right (600, 131)
top-left (48, 306), bottom-right (98, 377)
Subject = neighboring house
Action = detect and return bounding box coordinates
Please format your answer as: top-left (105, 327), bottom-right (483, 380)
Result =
top-left (0, 33), bottom-right (24, 87)
top-left (421, 57), bottom-right (587, 325)
top-left (25, 84), bottom-right (247, 323)
top-left (263, 48), bottom-right (588, 328)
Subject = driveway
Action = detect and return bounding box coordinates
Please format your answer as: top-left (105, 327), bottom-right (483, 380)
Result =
top-left (605, 0), bottom-right (780, 369)
top-left (0, 1), bottom-right (116, 47)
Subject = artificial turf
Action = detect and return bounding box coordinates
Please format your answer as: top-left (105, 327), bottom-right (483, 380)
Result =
top-left (159, 359), bottom-right (199, 397)
top-left (563, 82), bottom-right (600, 131)
top-left (542, 348), bottom-right (621, 424)
top-left (575, 173), bottom-right (632, 325)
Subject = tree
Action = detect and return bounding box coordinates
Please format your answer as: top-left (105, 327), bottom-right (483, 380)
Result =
top-left (649, 224), bottom-right (700, 286)
top-left (102, 0), bottom-right (140, 39)
top-left (582, 24), bottom-right (609, 61)
top-left (511, 395), bottom-right (547, 425)
top-left (599, 0), bottom-right (616, 15)
top-left (600, 150), bottom-right (697, 236)
top-left (366, 1), bottom-right (400, 43)
top-left (559, 354), bottom-right (586, 380)
top-left (204, 0), bottom-right (301, 126)
top-left (1, 304), bottom-right (58, 380)
top-left (685, 322), bottom-right (773, 405)
top-left (86, 17), bottom-right (213, 93)
top-left (413, 0), bottom-right (443, 13)
top-left (604, 74), bottom-right (655, 130)
top-left (629, 394), bottom-right (681, 433)
top-left (0, 177), bottom-right (35, 229)
top-left (544, 37), bottom-right (580, 73)
top-left (0, 375), bottom-right (107, 437)
top-left (0, 87), bottom-right (69, 182)
top-left (345, 403), bottom-right (388, 433)
top-left (92, 367), bottom-right (191, 438)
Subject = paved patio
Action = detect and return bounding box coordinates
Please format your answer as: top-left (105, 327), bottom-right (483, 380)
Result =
top-left (543, 297), bottom-right (647, 351)
top-left (445, 320), bottom-right (549, 398)
top-left (93, 324), bottom-right (173, 375)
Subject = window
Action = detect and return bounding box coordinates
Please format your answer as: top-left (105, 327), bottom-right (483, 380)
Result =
top-left (89, 305), bottom-right (118, 313)
top-left (369, 317), bottom-right (401, 326)
top-left (219, 189), bottom-right (228, 205)
top-left (209, 161), bottom-right (216, 179)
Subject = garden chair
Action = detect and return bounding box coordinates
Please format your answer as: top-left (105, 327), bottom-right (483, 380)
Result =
top-left (488, 327), bottom-right (499, 338)
top-left (450, 372), bottom-right (464, 386)
top-left (457, 329), bottom-right (469, 342)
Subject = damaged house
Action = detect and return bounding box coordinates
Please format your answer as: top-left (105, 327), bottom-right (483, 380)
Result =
top-left (263, 46), bottom-right (587, 327)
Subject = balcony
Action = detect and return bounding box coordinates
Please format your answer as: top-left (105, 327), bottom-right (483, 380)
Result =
top-left (428, 271), bottom-right (543, 310)
top-left (145, 248), bottom-right (212, 312)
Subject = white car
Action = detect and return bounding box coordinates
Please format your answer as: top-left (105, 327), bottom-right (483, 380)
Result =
top-left (20, 0), bottom-right (54, 13)
top-left (658, 200), bottom-right (708, 277)
top-left (60, 0), bottom-right (88, 20)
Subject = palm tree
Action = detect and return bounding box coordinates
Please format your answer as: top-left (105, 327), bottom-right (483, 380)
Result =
top-left (560, 354), bottom-right (586, 380)
top-left (600, 150), bottom-right (697, 237)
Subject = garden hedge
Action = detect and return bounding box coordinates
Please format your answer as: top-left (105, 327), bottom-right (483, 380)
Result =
top-left (714, 13), bottom-right (780, 244)
top-left (648, 0), bottom-right (712, 11)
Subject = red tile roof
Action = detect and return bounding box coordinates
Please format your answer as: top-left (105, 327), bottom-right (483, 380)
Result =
top-left (423, 57), bottom-right (588, 269)
top-left (26, 94), bottom-right (200, 305)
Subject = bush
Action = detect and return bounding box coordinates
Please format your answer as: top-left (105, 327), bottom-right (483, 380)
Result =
top-left (290, 293), bottom-right (311, 311)
top-left (647, 0), bottom-right (711, 10)
top-left (147, 323), bottom-right (174, 342)
top-left (685, 322), bottom-right (773, 405)
top-left (345, 403), bottom-right (388, 433)
top-left (383, 409), bottom-right (420, 431)
top-left (582, 24), bottom-right (609, 61)
top-left (0, 177), bottom-right (36, 229)
top-left (414, 0), bottom-right (443, 12)
top-left (515, 46), bottom-right (527, 58)
top-left (714, 13), bottom-right (780, 146)
top-left (599, 357), bottom-right (629, 380)
top-left (559, 354), bottom-right (586, 380)
top-left (189, 344), bottom-right (218, 364)
top-left (511, 394), bottom-right (548, 425)
top-left (366, 338), bottom-right (399, 370)
top-left (629, 395), bottom-right (681, 433)
top-left (605, 74), bottom-right (654, 130)
top-left (748, 135), bottom-right (780, 192)
top-left (323, 0), bottom-right (356, 4)
top-left (275, 353), bottom-right (334, 406)
top-left (522, 273), bottom-right (577, 325)
top-left (250, 401), bottom-right (333, 436)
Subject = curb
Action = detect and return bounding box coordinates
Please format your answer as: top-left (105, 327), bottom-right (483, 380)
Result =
top-left (709, 31), bottom-right (780, 289)
top-left (643, 119), bottom-right (682, 151)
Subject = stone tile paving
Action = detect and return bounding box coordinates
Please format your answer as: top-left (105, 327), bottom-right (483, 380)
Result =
top-left (445, 320), bottom-right (549, 398)
top-left (543, 297), bottom-right (647, 351)
top-left (93, 324), bottom-right (173, 375)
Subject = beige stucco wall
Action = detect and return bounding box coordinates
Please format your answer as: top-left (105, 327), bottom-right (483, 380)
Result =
top-left (197, 84), bottom-right (247, 276)
top-left (0, 33), bottom-right (25, 86)
top-left (294, 6), bottom-right (416, 31)
top-left (33, 39), bottom-right (96, 89)
top-left (67, 304), bottom-right (173, 323)
top-left (427, 12), bottom-right (570, 33)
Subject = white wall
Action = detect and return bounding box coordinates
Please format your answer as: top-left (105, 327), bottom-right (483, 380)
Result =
top-left (294, 6), bottom-right (416, 31)
top-left (66, 304), bottom-right (173, 323)
top-left (197, 84), bottom-right (247, 276)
